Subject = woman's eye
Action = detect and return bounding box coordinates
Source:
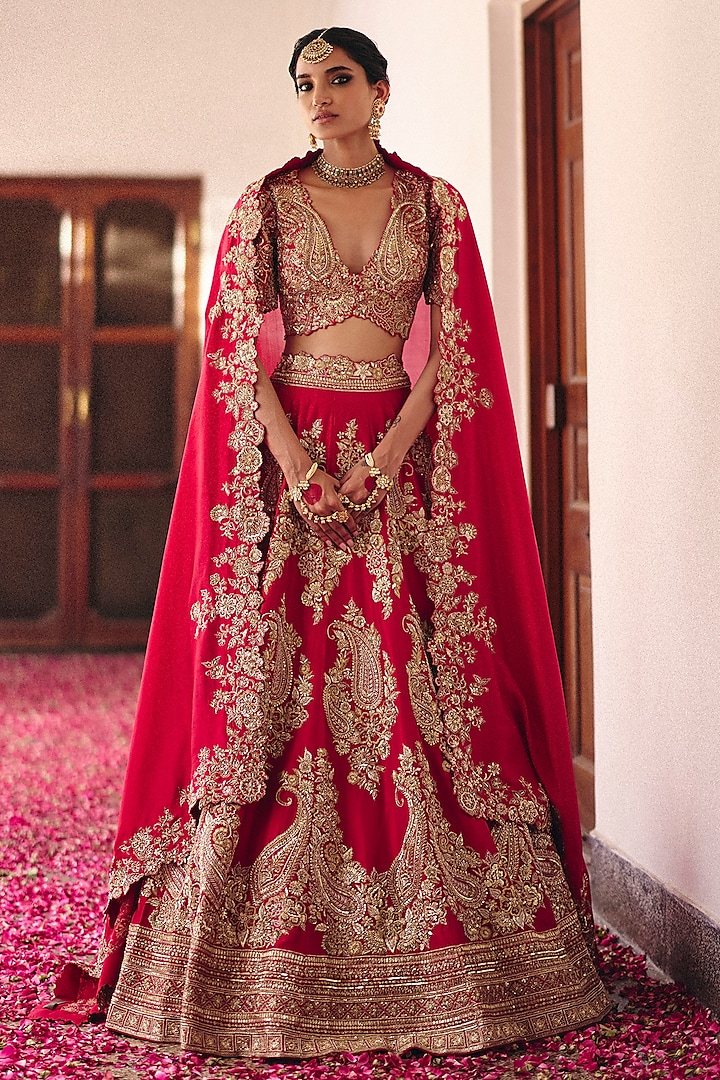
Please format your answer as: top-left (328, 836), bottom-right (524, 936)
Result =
top-left (297, 81), bottom-right (312, 93)
top-left (332, 74), bottom-right (351, 85)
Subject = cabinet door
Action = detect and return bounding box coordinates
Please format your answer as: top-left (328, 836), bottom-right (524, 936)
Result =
top-left (0, 190), bottom-right (72, 647)
top-left (77, 185), bottom-right (199, 647)
top-left (0, 178), bottom-right (200, 649)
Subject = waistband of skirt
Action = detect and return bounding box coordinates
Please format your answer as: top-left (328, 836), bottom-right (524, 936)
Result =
top-left (272, 351), bottom-right (410, 392)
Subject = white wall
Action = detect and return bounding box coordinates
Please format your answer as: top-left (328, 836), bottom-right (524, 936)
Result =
top-left (334, 0), bottom-right (492, 267)
top-left (487, 0), bottom-right (531, 472)
top-left (0, 0), bottom-right (337, 307)
top-left (581, 0), bottom-right (720, 923)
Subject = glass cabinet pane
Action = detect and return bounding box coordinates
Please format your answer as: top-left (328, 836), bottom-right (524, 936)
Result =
top-left (91, 344), bottom-right (175, 473)
top-left (89, 489), bottom-right (174, 618)
top-left (0, 491), bottom-right (58, 618)
top-left (95, 201), bottom-right (175, 325)
top-left (0, 200), bottom-right (61, 325)
top-left (0, 344), bottom-right (60, 471)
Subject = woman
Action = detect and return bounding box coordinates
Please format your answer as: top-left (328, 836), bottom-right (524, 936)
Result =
top-left (38, 27), bottom-right (610, 1056)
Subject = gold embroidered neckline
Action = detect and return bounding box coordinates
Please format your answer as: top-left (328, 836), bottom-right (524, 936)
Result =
top-left (270, 168), bottom-right (433, 341)
top-left (292, 169), bottom-right (399, 277)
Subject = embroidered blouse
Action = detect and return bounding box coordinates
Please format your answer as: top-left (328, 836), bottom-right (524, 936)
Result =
top-left (254, 169), bottom-right (443, 339)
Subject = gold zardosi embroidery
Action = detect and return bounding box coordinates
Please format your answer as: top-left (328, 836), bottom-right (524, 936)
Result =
top-left (270, 170), bottom-right (433, 339)
top-left (273, 352), bottom-right (410, 392)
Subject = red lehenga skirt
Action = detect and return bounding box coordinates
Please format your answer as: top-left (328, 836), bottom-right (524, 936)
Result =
top-left (104, 352), bottom-right (609, 1056)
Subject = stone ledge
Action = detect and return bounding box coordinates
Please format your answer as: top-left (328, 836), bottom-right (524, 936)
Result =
top-left (587, 833), bottom-right (720, 1016)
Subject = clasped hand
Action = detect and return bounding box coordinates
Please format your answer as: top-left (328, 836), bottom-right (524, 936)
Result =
top-left (292, 459), bottom-right (390, 552)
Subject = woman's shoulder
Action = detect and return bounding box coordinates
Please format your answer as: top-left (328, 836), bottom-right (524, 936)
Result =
top-left (427, 175), bottom-right (468, 221)
top-left (390, 167), bottom-right (466, 227)
top-left (384, 154), bottom-right (466, 213)
top-left (222, 176), bottom-right (279, 243)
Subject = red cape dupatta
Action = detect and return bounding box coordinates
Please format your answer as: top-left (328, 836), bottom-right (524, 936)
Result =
top-left (105, 149), bottom-right (594, 959)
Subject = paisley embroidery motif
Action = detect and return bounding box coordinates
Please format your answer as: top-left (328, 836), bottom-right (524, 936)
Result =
top-left (323, 601), bottom-right (397, 796)
top-left (142, 745), bottom-right (560, 955)
top-left (402, 611), bottom-right (443, 747)
top-left (261, 600), bottom-right (313, 760)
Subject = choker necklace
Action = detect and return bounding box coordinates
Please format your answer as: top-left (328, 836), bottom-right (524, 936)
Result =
top-left (312, 152), bottom-right (385, 189)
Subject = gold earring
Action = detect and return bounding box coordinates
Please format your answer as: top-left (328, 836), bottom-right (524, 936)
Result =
top-left (308, 132), bottom-right (318, 150)
top-left (369, 98), bottom-right (385, 141)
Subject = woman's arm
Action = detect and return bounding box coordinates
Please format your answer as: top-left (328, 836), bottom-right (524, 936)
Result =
top-left (338, 305), bottom-right (441, 508)
top-left (253, 362), bottom-right (357, 550)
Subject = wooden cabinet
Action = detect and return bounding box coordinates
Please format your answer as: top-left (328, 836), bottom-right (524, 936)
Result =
top-left (0, 178), bottom-right (201, 648)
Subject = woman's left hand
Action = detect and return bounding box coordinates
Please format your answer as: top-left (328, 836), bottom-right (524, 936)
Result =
top-left (338, 458), bottom-right (392, 517)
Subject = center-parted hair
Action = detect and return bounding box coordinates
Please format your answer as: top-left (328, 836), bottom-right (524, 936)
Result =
top-left (289, 27), bottom-right (389, 92)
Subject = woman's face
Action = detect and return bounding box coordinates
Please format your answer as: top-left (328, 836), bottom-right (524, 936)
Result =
top-left (295, 46), bottom-right (389, 143)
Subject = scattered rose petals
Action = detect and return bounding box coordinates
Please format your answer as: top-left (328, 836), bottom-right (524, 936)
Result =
top-left (1, 654), bottom-right (720, 1079)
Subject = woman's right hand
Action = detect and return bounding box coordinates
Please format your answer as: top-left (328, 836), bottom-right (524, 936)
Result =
top-left (291, 467), bottom-right (358, 553)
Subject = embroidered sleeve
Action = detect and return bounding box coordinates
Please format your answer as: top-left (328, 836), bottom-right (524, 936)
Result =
top-left (424, 178), bottom-right (453, 307)
top-left (423, 182), bottom-right (443, 306)
top-left (254, 186), bottom-right (278, 314)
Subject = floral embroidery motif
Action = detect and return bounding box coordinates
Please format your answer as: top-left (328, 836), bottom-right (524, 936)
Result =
top-left (335, 418), bottom-right (366, 476)
top-left (323, 601), bottom-right (397, 796)
top-left (297, 544), bottom-right (352, 624)
top-left (297, 418), bottom-right (326, 468)
top-left (273, 352), bottom-right (409, 393)
top-left (415, 179), bottom-right (548, 826)
top-left (185, 185), bottom-right (275, 813)
top-left (109, 808), bottom-right (196, 900)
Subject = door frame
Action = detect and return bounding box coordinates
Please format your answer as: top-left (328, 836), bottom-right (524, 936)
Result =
top-left (524, 0), bottom-right (570, 659)
top-left (524, 0), bottom-right (597, 829)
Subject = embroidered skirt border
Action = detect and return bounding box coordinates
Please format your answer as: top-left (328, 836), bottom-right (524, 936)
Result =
top-left (106, 913), bottom-right (611, 1057)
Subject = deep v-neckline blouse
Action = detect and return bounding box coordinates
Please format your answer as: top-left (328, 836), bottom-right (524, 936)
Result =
top-left (294, 170), bottom-right (400, 276)
top-left (267, 168), bottom-right (436, 340)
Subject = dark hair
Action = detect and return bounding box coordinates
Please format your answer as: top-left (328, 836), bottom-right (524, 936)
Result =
top-left (289, 27), bottom-right (389, 92)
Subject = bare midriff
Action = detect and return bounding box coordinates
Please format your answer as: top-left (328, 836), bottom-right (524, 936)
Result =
top-left (285, 317), bottom-right (404, 366)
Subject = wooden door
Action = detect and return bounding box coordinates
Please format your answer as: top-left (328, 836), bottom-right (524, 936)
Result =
top-left (0, 178), bottom-right (200, 649)
top-left (525, 0), bottom-right (595, 829)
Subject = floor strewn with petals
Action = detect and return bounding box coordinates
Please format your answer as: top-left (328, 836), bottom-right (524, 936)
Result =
top-left (1, 653), bottom-right (718, 1079)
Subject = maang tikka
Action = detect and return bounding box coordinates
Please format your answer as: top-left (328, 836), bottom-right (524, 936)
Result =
top-left (299, 29), bottom-right (334, 65)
